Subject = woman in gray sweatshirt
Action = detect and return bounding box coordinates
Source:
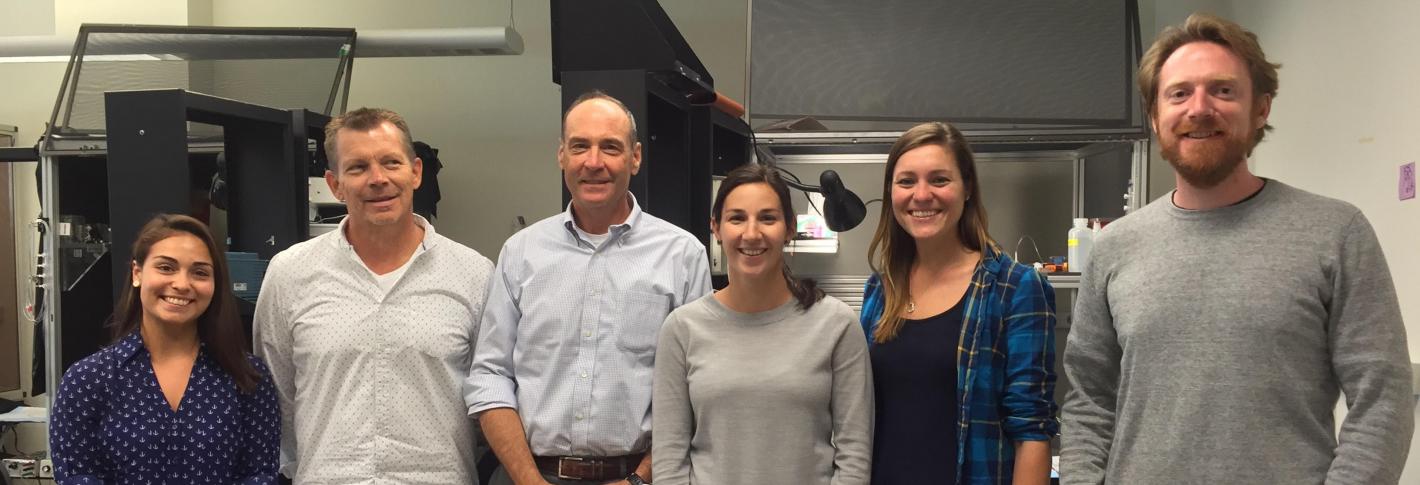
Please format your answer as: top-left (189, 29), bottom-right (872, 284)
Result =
top-left (652, 164), bottom-right (874, 485)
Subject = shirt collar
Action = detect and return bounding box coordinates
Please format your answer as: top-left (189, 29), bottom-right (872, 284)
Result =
top-left (979, 244), bottom-right (1005, 274)
top-left (560, 193), bottom-right (644, 246)
top-left (114, 329), bottom-right (209, 364)
top-left (115, 330), bottom-right (146, 363)
top-left (333, 213), bottom-right (438, 252)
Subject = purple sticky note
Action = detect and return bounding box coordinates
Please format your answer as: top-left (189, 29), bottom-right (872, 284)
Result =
top-left (1402, 162), bottom-right (1416, 200)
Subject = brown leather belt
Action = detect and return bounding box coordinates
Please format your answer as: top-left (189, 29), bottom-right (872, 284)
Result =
top-left (533, 453), bottom-right (645, 481)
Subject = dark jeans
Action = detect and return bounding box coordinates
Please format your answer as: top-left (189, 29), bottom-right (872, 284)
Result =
top-left (488, 465), bottom-right (620, 485)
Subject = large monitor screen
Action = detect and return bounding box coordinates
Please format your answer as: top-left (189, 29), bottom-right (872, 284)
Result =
top-left (750, 0), bottom-right (1136, 126)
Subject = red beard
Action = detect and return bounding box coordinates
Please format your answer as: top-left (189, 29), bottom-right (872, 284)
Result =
top-left (1159, 120), bottom-right (1251, 189)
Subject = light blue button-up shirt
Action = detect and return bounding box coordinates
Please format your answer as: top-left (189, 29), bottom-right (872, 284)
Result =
top-left (465, 196), bottom-right (712, 456)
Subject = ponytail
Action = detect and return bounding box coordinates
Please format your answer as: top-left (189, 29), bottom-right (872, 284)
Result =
top-left (781, 262), bottom-right (824, 309)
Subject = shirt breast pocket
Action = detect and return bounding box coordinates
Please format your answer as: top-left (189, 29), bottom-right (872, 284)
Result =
top-left (615, 290), bottom-right (671, 353)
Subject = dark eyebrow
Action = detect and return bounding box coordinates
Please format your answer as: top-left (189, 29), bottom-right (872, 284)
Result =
top-left (149, 255), bottom-right (214, 268)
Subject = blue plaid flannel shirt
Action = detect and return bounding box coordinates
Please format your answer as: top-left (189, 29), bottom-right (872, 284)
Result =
top-left (860, 248), bottom-right (1059, 484)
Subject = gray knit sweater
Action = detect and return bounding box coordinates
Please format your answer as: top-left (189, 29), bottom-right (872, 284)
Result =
top-left (652, 293), bottom-right (873, 485)
top-left (1061, 180), bottom-right (1413, 484)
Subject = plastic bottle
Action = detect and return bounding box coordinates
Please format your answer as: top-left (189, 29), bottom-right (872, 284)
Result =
top-left (1067, 218), bottom-right (1094, 274)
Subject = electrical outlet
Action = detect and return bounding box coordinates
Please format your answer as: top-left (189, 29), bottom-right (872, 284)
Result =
top-left (3, 458), bottom-right (37, 478)
top-left (38, 459), bottom-right (54, 478)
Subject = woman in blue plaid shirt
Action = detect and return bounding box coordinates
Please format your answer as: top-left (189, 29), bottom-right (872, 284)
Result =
top-left (860, 122), bottom-right (1059, 485)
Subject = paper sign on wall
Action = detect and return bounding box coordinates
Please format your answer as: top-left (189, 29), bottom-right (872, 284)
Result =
top-left (1402, 162), bottom-right (1416, 201)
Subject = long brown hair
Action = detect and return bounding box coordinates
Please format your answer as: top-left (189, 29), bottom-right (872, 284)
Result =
top-left (866, 122), bottom-right (995, 343)
top-left (712, 164), bottom-right (824, 309)
top-left (110, 214), bottom-right (260, 392)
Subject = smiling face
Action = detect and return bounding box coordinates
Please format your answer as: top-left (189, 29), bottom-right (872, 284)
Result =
top-left (890, 143), bottom-right (968, 246)
top-left (1153, 41), bottom-right (1271, 188)
top-left (713, 182), bottom-right (791, 284)
top-left (559, 98), bottom-right (642, 213)
top-left (325, 121), bottom-right (423, 230)
top-left (132, 233), bottom-right (215, 330)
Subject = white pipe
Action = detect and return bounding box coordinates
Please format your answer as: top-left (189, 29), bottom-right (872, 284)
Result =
top-left (0, 34), bottom-right (75, 60)
top-left (0, 26), bottom-right (523, 62)
top-left (357, 27), bottom-right (524, 57)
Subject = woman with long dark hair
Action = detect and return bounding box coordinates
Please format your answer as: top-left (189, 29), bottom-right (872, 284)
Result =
top-left (653, 164), bottom-right (873, 484)
top-left (49, 214), bottom-right (279, 483)
top-left (861, 122), bottom-right (1058, 484)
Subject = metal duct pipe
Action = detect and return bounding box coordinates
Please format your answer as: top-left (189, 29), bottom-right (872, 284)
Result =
top-left (0, 26), bottom-right (524, 62)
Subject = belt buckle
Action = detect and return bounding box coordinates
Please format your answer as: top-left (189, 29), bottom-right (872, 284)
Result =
top-left (556, 456), bottom-right (585, 480)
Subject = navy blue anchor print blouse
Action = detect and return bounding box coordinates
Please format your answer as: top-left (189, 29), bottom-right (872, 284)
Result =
top-left (49, 331), bottom-right (280, 484)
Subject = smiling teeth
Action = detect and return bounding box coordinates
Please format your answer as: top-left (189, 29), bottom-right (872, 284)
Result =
top-left (738, 248), bottom-right (767, 256)
top-left (910, 210), bottom-right (940, 217)
top-left (162, 296), bottom-right (191, 306)
top-left (1186, 131), bottom-right (1216, 138)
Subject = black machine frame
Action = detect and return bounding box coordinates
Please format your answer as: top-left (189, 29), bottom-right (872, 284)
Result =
top-left (103, 89), bottom-right (327, 295)
top-left (551, 0), bottom-right (752, 247)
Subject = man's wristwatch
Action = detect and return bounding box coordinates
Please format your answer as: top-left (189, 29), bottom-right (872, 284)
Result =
top-left (626, 472), bottom-right (647, 485)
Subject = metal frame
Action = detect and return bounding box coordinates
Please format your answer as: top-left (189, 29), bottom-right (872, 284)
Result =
top-left (761, 128), bottom-right (1149, 291)
top-left (1131, 138), bottom-right (1150, 210)
top-left (41, 24), bottom-right (356, 154)
top-left (756, 127), bottom-right (1148, 146)
top-left (39, 156), bottom-right (59, 439)
top-left (771, 149), bottom-right (1099, 221)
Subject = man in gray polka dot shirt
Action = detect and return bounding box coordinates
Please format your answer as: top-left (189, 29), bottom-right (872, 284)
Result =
top-left (465, 91), bottom-right (712, 485)
top-left (255, 108), bottom-right (495, 484)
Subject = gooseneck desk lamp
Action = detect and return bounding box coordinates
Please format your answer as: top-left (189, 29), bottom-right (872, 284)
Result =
top-left (781, 170), bottom-right (868, 232)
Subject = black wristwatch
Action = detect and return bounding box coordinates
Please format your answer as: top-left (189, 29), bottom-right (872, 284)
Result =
top-left (626, 472), bottom-right (647, 485)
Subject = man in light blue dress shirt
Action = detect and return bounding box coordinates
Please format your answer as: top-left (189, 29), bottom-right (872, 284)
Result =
top-left (465, 91), bottom-right (712, 485)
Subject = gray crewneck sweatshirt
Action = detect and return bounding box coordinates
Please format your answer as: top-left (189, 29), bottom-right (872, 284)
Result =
top-left (1061, 180), bottom-right (1413, 484)
top-left (653, 293), bottom-right (873, 485)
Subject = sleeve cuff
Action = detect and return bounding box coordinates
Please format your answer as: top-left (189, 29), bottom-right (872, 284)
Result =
top-left (1004, 416), bottom-right (1060, 441)
top-left (463, 373), bottom-right (518, 416)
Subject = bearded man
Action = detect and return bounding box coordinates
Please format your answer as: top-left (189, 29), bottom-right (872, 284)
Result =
top-left (1059, 12), bottom-right (1413, 485)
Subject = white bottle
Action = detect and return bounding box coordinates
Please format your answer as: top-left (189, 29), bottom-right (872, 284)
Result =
top-left (1067, 218), bottom-right (1094, 274)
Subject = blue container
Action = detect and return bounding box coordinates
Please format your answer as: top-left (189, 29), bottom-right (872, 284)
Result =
top-left (226, 252), bottom-right (269, 303)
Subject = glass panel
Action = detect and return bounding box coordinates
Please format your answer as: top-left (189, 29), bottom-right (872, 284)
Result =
top-left (50, 26), bottom-right (354, 138)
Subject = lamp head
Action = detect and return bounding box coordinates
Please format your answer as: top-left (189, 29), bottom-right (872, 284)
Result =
top-left (818, 170), bottom-right (866, 232)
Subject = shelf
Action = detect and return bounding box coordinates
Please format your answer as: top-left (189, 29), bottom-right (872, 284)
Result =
top-left (785, 239), bottom-right (838, 254)
top-left (1046, 273), bottom-right (1080, 289)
